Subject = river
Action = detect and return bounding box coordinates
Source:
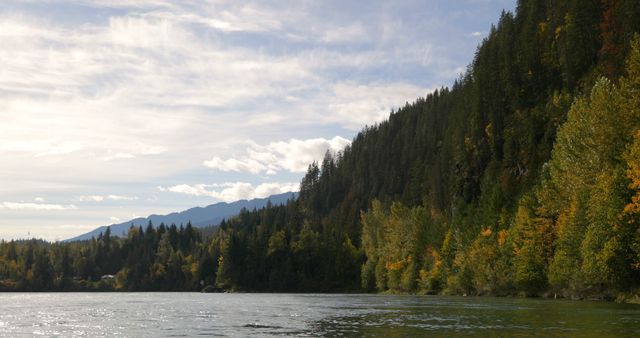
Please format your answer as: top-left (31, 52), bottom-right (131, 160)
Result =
top-left (0, 293), bottom-right (638, 336)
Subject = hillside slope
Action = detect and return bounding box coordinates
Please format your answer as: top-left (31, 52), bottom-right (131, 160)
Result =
top-left (209, 0), bottom-right (640, 297)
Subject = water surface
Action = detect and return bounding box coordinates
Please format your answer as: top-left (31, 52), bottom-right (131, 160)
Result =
top-left (1, 293), bottom-right (638, 336)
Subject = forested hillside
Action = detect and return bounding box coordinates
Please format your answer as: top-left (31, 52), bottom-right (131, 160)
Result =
top-left (210, 0), bottom-right (640, 299)
top-left (2, 0), bottom-right (640, 300)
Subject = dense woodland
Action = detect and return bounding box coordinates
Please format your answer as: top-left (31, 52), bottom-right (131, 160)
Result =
top-left (2, 0), bottom-right (640, 301)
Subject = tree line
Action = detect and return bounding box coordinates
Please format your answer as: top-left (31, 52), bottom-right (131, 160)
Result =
top-left (2, 0), bottom-right (640, 300)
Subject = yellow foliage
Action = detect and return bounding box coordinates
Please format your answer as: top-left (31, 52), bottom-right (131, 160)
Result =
top-left (554, 26), bottom-right (562, 40)
top-left (498, 230), bottom-right (507, 247)
top-left (481, 228), bottom-right (493, 237)
top-left (485, 123), bottom-right (493, 138)
top-left (152, 263), bottom-right (166, 279)
top-left (624, 130), bottom-right (640, 216)
top-left (385, 259), bottom-right (405, 271)
top-left (115, 268), bottom-right (129, 290)
top-left (538, 22), bottom-right (547, 34)
top-left (464, 136), bottom-right (473, 150)
top-left (418, 269), bottom-right (429, 281)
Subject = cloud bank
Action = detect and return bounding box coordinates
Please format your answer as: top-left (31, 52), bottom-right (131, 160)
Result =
top-left (78, 195), bottom-right (139, 202)
top-left (204, 136), bottom-right (351, 175)
top-left (0, 202), bottom-right (77, 211)
top-left (158, 182), bottom-right (299, 202)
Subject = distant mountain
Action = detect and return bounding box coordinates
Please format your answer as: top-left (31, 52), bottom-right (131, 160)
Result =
top-left (66, 192), bottom-right (297, 242)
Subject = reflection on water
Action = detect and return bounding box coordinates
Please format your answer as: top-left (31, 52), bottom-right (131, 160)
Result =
top-left (0, 293), bottom-right (638, 337)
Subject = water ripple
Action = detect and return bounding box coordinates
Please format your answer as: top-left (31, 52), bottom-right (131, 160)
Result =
top-left (0, 293), bottom-right (638, 337)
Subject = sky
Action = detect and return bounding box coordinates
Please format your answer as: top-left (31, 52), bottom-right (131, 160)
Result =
top-left (0, 0), bottom-right (515, 241)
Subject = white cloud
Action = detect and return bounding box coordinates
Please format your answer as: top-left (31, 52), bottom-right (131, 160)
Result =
top-left (323, 82), bottom-right (431, 129)
top-left (79, 195), bottom-right (105, 202)
top-left (203, 157), bottom-right (267, 175)
top-left (204, 136), bottom-right (351, 175)
top-left (0, 202), bottom-right (77, 211)
top-left (186, 5), bottom-right (282, 33)
top-left (158, 182), bottom-right (299, 202)
top-left (107, 194), bottom-right (138, 201)
top-left (54, 0), bottom-right (177, 9)
top-left (109, 216), bottom-right (121, 222)
top-left (34, 197), bottom-right (45, 202)
top-left (0, 140), bottom-right (85, 157)
top-left (78, 194), bottom-right (138, 202)
top-left (0, 6), bottom-right (434, 198)
top-left (322, 23), bottom-right (369, 44)
top-left (471, 31), bottom-right (482, 37)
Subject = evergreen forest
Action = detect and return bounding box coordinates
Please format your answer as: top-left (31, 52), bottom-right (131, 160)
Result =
top-left (2, 0), bottom-right (640, 301)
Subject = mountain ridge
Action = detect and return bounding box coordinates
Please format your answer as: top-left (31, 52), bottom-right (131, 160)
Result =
top-left (66, 192), bottom-right (297, 241)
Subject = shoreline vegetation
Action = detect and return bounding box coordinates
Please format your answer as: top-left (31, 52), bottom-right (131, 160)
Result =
top-left (3, 1), bottom-right (640, 303)
top-left (1, 282), bottom-right (638, 306)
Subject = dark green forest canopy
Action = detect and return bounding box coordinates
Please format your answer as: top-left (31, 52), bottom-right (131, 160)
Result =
top-left (2, 0), bottom-right (640, 299)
